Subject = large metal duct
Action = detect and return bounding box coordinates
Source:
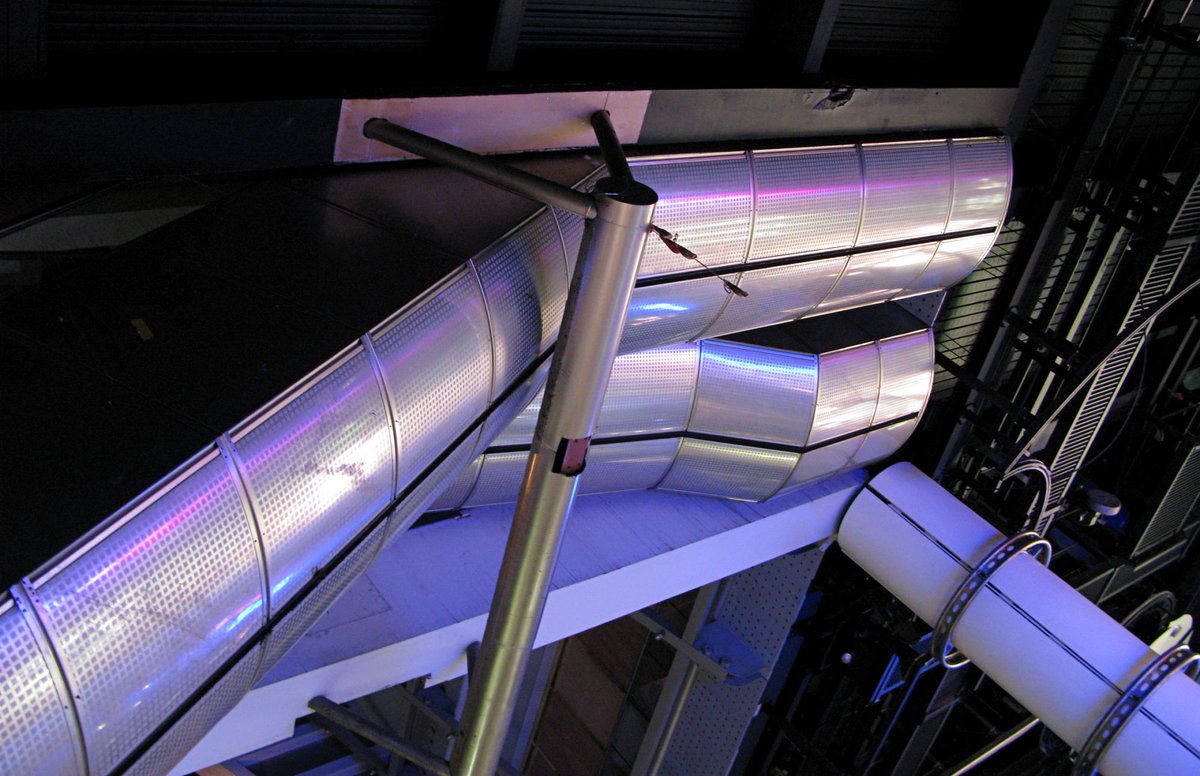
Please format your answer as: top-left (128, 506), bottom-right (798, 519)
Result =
top-left (434, 324), bottom-right (933, 508)
top-left (840, 463), bottom-right (1200, 775)
top-left (0, 137), bottom-right (1008, 776)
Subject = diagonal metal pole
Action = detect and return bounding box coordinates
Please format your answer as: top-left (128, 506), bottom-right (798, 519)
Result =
top-left (362, 111), bottom-right (657, 776)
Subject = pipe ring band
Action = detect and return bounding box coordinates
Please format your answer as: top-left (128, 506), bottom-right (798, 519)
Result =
top-left (1072, 645), bottom-right (1200, 775)
top-left (931, 532), bottom-right (1052, 669)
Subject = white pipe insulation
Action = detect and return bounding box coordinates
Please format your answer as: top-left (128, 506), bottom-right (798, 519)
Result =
top-left (838, 462), bottom-right (1200, 775)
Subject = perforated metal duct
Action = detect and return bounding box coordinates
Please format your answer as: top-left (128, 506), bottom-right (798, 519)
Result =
top-left (0, 136), bottom-right (1009, 776)
top-left (435, 328), bottom-right (933, 507)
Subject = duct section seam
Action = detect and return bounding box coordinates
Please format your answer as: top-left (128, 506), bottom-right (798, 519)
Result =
top-left (838, 462), bottom-right (1200, 776)
top-left (0, 137), bottom-right (1008, 776)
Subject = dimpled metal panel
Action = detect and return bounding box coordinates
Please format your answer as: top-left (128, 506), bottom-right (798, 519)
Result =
top-left (780, 437), bottom-right (865, 494)
top-left (853, 419), bottom-right (918, 467)
top-left (657, 439), bottom-right (798, 502)
top-left (474, 210), bottom-right (568, 394)
top-left (874, 332), bottom-right (934, 424)
top-left (35, 451), bottom-right (263, 776)
top-left (464, 452), bottom-right (529, 507)
top-left (904, 232), bottom-right (997, 296)
top-left (553, 207), bottom-right (587, 278)
top-left (706, 257), bottom-right (847, 337)
top-left (947, 138), bottom-right (1010, 232)
top-left (491, 385), bottom-right (543, 448)
top-left (385, 428), bottom-right (483, 540)
top-left (373, 268), bottom-right (492, 493)
top-left (690, 341), bottom-right (818, 445)
top-left (260, 522), bottom-right (386, 670)
top-left (0, 599), bottom-right (79, 776)
top-left (809, 344), bottom-right (881, 445)
top-left (233, 347), bottom-right (393, 610)
top-left (631, 154), bottom-right (753, 277)
top-left (621, 279), bottom-right (730, 353)
top-left (126, 643), bottom-right (263, 776)
top-left (858, 141), bottom-right (952, 245)
top-left (578, 439), bottom-right (683, 496)
top-left (429, 450), bottom-right (484, 511)
top-left (595, 343), bottom-right (699, 437)
top-left (749, 147), bottom-right (862, 260)
top-left (479, 358), bottom-right (551, 445)
top-left (816, 243), bottom-right (936, 314)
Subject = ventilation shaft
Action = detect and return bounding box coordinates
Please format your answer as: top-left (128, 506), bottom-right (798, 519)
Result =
top-left (839, 462), bottom-right (1200, 775)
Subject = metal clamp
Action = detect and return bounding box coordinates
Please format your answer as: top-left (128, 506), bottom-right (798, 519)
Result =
top-left (932, 532), bottom-right (1052, 669)
top-left (1071, 645), bottom-right (1200, 775)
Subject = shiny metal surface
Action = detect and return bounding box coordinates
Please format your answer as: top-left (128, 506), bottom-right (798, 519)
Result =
top-left (1, 136), bottom-right (1007, 774)
top-left (631, 153), bottom-right (753, 276)
top-left (577, 439), bottom-right (683, 496)
top-left (621, 279), bottom-right (730, 352)
top-left (126, 643), bottom-right (265, 776)
top-left (260, 522), bottom-right (387, 670)
top-left (0, 595), bottom-right (81, 776)
top-left (904, 233), bottom-right (1000, 297)
top-left (781, 437), bottom-right (866, 494)
top-left (874, 332), bottom-right (935, 424)
top-left (658, 439), bottom-right (799, 501)
top-left (429, 446), bottom-right (485, 511)
top-left (816, 243), bottom-right (937, 314)
top-left (34, 449), bottom-right (264, 776)
top-left (477, 358), bottom-right (552, 447)
top-left (464, 452), bottom-right (529, 507)
top-left (231, 344), bottom-right (394, 611)
top-left (473, 209), bottom-right (568, 395)
top-left (704, 257), bottom-right (848, 338)
top-left (853, 419), bottom-right (920, 467)
top-left (858, 140), bottom-right (953, 245)
top-left (748, 146), bottom-right (862, 260)
top-left (597, 343), bottom-right (700, 437)
top-left (809, 344), bottom-right (882, 445)
top-left (372, 267), bottom-right (493, 494)
top-left (690, 341), bottom-right (818, 445)
top-left (947, 137), bottom-right (1012, 232)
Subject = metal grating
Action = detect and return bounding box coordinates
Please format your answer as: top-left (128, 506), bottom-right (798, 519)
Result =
top-left (858, 140), bottom-right (953, 245)
top-left (126, 644), bottom-right (264, 776)
top-left (1132, 445), bottom-right (1200, 557)
top-left (905, 232), bottom-right (998, 297)
top-left (1046, 244), bottom-right (1189, 514)
top-left (520, 0), bottom-right (755, 51)
top-left (690, 341), bottom-right (818, 445)
top-left (809, 344), bottom-right (881, 445)
top-left (0, 597), bottom-right (81, 776)
top-left (260, 522), bottom-right (387, 670)
top-left (947, 138), bottom-right (1011, 232)
top-left (1170, 176), bottom-right (1200, 237)
top-left (657, 439), bottom-right (798, 501)
top-left (595, 343), bottom-right (700, 437)
top-left (705, 257), bottom-right (848, 338)
top-left (631, 154), bottom-right (753, 277)
top-left (748, 146), bottom-right (862, 260)
top-left (473, 210), bottom-right (568, 394)
top-left (621, 278), bottom-right (730, 352)
top-left (372, 268), bottom-right (493, 494)
top-left (232, 346), bottom-right (393, 610)
top-left (663, 549), bottom-right (824, 776)
top-left (34, 451), bottom-right (264, 776)
top-left (577, 439), bottom-right (682, 496)
top-left (817, 243), bottom-right (936, 313)
top-left (464, 452), bottom-right (529, 507)
top-left (874, 332), bottom-right (934, 424)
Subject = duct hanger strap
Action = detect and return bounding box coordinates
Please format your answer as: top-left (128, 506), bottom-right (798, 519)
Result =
top-left (1072, 645), bottom-right (1200, 775)
top-left (931, 532), bottom-right (1052, 669)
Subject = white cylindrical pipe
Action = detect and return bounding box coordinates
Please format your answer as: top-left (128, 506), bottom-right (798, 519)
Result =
top-left (838, 462), bottom-right (1200, 775)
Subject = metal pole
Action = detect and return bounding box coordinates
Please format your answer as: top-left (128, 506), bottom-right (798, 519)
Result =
top-left (309, 696), bottom-right (453, 776)
top-left (450, 123), bottom-right (656, 776)
top-left (362, 118), bottom-right (596, 220)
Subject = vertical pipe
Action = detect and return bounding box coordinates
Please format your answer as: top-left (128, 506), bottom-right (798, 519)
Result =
top-left (450, 176), bottom-right (657, 776)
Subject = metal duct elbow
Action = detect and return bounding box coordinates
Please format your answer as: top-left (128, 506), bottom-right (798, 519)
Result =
top-left (839, 462), bottom-right (1200, 775)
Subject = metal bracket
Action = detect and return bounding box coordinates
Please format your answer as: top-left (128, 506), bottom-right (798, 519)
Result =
top-left (1071, 645), bottom-right (1200, 775)
top-left (630, 609), bottom-right (765, 685)
top-left (931, 532), bottom-right (1052, 669)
